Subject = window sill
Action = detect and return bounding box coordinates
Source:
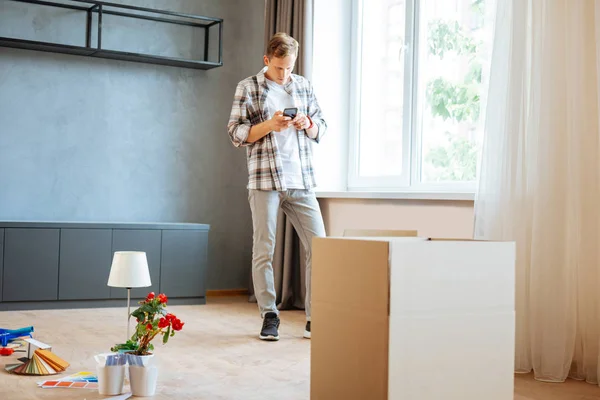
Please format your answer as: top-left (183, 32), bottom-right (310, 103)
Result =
top-left (315, 190), bottom-right (475, 201)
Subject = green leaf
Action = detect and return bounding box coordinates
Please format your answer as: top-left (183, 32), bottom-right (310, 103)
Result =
top-left (110, 340), bottom-right (138, 353)
top-left (163, 325), bottom-right (171, 344)
top-left (130, 309), bottom-right (145, 321)
top-left (425, 76), bottom-right (481, 124)
top-left (424, 133), bottom-right (479, 182)
top-left (136, 322), bottom-right (147, 338)
top-left (139, 304), bottom-right (156, 314)
top-left (471, 0), bottom-right (485, 16)
top-left (427, 18), bottom-right (481, 59)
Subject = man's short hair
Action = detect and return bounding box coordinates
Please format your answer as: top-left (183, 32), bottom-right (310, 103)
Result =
top-left (266, 32), bottom-right (299, 59)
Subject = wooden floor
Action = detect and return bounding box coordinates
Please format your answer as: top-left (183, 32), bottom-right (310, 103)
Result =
top-left (515, 373), bottom-right (600, 400)
top-left (0, 296), bottom-right (598, 399)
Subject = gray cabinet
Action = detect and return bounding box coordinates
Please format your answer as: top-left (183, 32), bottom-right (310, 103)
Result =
top-left (110, 229), bottom-right (162, 299)
top-left (0, 222), bottom-right (209, 310)
top-left (0, 229), bottom-right (3, 302)
top-left (3, 228), bottom-right (60, 302)
top-left (160, 230), bottom-right (208, 297)
top-left (59, 229), bottom-right (113, 300)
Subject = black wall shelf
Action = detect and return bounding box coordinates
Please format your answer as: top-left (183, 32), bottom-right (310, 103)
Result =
top-left (0, 0), bottom-right (224, 70)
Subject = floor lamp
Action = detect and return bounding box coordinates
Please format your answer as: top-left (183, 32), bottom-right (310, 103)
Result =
top-left (107, 251), bottom-right (152, 341)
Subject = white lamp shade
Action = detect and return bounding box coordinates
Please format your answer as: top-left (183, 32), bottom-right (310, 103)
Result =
top-left (107, 251), bottom-right (152, 288)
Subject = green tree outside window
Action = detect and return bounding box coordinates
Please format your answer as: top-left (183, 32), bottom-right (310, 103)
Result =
top-left (422, 0), bottom-right (486, 182)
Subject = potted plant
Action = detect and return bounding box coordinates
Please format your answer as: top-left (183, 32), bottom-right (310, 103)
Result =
top-left (110, 292), bottom-right (184, 396)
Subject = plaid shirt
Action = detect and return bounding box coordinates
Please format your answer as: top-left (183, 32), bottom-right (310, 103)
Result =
top-left (227, 67), bottom-right (327, 191)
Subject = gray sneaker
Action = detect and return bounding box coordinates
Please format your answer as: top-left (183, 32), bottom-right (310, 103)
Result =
top-left (259, 312), bottom-right (280, 341)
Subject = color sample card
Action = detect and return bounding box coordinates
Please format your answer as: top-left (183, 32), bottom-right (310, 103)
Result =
top-left (37, 371), bottom-right (99, 389)
top-left (4, 364), bottom-right (22, 373)
top-left (60, 371), bottom-right (98, 382)
top-left (5, 349), bottom-right (69, 376)
top-left (39, 380), bottom-right (99, 390)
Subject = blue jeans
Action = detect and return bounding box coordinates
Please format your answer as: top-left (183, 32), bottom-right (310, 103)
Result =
top-left (248, 189), bottom-right (326, 321)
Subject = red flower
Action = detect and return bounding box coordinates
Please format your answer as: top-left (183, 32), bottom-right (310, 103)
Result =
top-left (172, 319), bottom-right (184, 331)
top-left (165, 313), bottom-right (176, 322)
top-left (158, 293), bottom-right (168, 304)
top-left (158, 318), bottom-right (169, 329)
top-left (146, 323), bottom-right (153, 331)
top-left (146, 292), bottom-right (155, 301)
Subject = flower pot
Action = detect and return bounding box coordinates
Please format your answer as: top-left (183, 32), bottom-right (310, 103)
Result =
top-left (109, 291), bottom-right (184, 396)
top-left (97, 364), bottom-right (126, 396)
top-left (129, 365), bottom-right (158, 397)
top-left (125, 353), bottom-right (155, 367)
top-left (125, 354), bottom-right (157, 396)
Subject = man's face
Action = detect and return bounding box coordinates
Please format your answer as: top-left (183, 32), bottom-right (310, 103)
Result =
top-left (264, 54), bottom-right (296, 85)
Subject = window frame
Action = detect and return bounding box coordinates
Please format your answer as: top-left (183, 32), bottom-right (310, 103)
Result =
top-left (347, 0), bottom-right (479, 194)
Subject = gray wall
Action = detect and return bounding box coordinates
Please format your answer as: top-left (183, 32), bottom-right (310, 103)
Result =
top-left (0, 0), bottom-right (265, 290)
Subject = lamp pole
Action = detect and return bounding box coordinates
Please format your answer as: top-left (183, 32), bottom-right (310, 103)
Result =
top-left (127, 287), bottom-right (131, 341)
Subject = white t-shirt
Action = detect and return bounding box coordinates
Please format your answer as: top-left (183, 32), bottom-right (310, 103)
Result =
top-left (265, 78), bottom-right (304, 189)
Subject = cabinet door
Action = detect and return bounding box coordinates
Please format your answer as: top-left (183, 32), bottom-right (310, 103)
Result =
top-left (160, 230), bottom-right (208, 297)
top-left (3, 228), bottom-right (60, 302)
top-left (0, 229), bottom-right (4, 302)
top-left (59, 229), bottom-right (113, 300)
top-left (110, 230), bottom-right (161, 299)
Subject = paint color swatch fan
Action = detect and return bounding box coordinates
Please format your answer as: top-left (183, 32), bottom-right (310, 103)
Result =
top-left (5, 349), bottom-right (69, 375)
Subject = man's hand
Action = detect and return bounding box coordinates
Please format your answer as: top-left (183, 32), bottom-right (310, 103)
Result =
top-left (292, 113), bottom-right (311, 130)
top-left (293, 112), bottom-right (319, 139)
top-left (270, 111), bottom-right (293, 132)
top-left (246, 111), bottom-right (292, 142)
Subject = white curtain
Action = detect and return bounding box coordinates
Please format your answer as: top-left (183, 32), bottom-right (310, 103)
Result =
top-left (475, 0), bottom-right (600, 385)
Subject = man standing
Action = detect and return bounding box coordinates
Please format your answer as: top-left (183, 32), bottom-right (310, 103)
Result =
top-left (227, 32), bottom-right (327, 341)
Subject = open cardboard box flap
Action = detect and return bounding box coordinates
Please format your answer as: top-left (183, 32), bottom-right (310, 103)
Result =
top-left (311, 233), bottom-right (430, 400)
top-left (343, 229), bottom-right (418, 237)
top-left (311, 237), bottom-right (392, 400)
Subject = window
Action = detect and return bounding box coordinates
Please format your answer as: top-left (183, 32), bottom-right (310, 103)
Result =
top-left (348, 0), bottom-right (493, 192)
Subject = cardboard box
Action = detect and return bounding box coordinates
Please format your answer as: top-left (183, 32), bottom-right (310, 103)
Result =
top-left (343, 229), bottom-right (418, 237)
top-left (311, 236), bottom-right (515, 400)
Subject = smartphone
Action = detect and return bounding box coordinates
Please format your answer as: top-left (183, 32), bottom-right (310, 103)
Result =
top-left (283, 107), bottom-right (298, 119)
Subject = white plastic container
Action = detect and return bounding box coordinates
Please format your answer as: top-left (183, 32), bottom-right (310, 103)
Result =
top-left (97, 364), bottom-right (126, 396)
top-left (129, 365), bottom-right (158, 397)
